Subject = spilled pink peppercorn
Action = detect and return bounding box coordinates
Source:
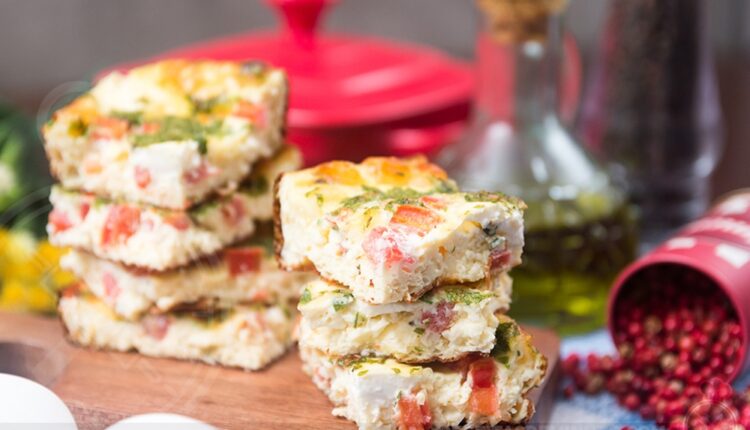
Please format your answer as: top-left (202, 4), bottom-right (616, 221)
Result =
top-left (563, 266), bottom-right (748, 429)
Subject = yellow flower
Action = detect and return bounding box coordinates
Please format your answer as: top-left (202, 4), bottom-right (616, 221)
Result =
top-left (35, 241), bottom-right (75, 289)
top-left (0, 228), bottom-right (73, 314)
top-left (0, 229), bottom-right (36, 280)
top-left (25, 283), bottom-right (57, 314)
top-left (0, 278), bottom-right (28, 310)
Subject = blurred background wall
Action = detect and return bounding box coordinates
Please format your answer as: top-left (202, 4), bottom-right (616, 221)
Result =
top-left (0, 0), bottom-right (747, 195)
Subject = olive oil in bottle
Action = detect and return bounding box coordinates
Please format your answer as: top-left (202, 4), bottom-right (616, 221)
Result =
top-left (442, 0), bottom-right (637, 333)
top-left (510, 196), bottom-right (637, 334)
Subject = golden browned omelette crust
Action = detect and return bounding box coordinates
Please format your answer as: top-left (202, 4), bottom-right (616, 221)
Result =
top-left (273, 173), bottom-right (286, 268)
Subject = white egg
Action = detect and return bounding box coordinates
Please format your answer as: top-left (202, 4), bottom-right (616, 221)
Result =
top-left (107, 413), bottom-right (215, 430)
top-left (0, 373), bottom-right (76, 428)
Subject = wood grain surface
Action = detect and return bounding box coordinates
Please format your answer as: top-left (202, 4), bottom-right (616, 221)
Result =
top-left (0, 311), bottom-right (560, 430)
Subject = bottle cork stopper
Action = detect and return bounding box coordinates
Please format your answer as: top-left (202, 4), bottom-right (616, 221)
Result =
top-left (476, 0), bottom-right (567, 43)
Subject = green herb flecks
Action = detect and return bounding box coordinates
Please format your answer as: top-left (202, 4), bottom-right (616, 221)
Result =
top-left (299, 288), bottom-right (312, 305)
top-left (188, 308), bottom-right (233, 328)
top-left (92, 197), bottom-right (109, 208)
top-left (197, 139), bottom-right (208, 155)
top-left (353, 312), bottom-right (366, 328)
top-left (67, 118), bottom-right (87, 137)
top-left (332, 292), bottom-right (354, 312)
top-left (338, 355), bottom-right (385, 368)
top-left (336, 181), bottom-right (458, 215)
top-left (111, 110), bottom-right (143, 125)
top-left (132, 116), bottom-right (224, 154)
top-left (433, 179), bottom-right (457, 193)
top-left (414, 327), bottom-right (425, 335)
top-left (444, 288), bottom-right (493, 305)
top-left (239, 175), bottom-right (269, 197)
top-left (464, 190), bottom-right (525, 213)
top-left (464, 191), bottom-right (506, 203)
top-left (491, 321), bottom-right (519, 367)
top-left (189, 200), bottom-right (220, 218)
top-left (305, 187), bottom-right (324, 207)
top-left (191, 96), bottom-right (223, 114)
top-left (242, 234), bottom-right (275, 256)
top-left (363, 206), bottom-right (379, 229)
top-left (488, 235), bottom-right (505, 250)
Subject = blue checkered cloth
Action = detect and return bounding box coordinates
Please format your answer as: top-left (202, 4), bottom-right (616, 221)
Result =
top-left (551, 330), bottom-right (750, 430)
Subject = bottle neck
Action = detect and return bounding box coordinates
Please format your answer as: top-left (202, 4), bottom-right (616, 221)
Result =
top-left (475, 14), bottom-right (563, 129)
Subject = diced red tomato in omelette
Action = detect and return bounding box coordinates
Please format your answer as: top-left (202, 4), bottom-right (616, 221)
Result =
top-left (389, 205), bottom-right (441, 235)
top-left (397, 395), bottom-right (432, 430)
top-left (225, 247), bottom-right (264, 277)
top-left (48, 209), bottom-right (73, 232)
top-left (101, 205), bottom-right (141, 246)
top-left (469, 357), bottom-right (498, 416)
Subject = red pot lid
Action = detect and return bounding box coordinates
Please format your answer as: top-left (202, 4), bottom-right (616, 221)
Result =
top-left (106, 0), bottom-right (473, 129)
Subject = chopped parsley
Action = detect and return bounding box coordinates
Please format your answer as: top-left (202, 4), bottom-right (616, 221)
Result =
top-left (432, 179), bottom-right (457, 193)
top-left (299, 288), bottom-right (312, 305)
top-left (192, 96), bottom-right (223, 114)
top-left (338, 356), bottom-right (385, 368)
top-left (488, 236), bottom-right (505, 250)
top-left (197, 139), bottom-right (208, 155)
top-left (332, 292), bottom-right (354, 312)
top-left (92, 197), bottom-right (109, 208)
top-left (362, 206), bottom-right (379, 228)
top-left (132, 116), bottom-right (224, 154)
top-left (67, 118), bottom-right (88, 137)
top-left (414, 327), bottom-right (425, 335)
top-left (491, 321), bottom-right (519, 367)
top-left (111, 110), bottom-right (144, 124)
top-left (464, 190), bottom-right (525, 213)
top-left (335, 181), bottom-right (458, 214)
top-left (464, 191), bottom-right (506, 203)
top-left (482, 223), bottom-right (498, 236)
top-left (444, 288), bottom-right (493, 305)
top-left (235, 234), bottom-right (275, 256)
top-left (189, 200), bottom-right (220, 218)
top-left (353, 312), bottom-right (366, 328)
top-left (239, 176), bottom-right (269, 197)
top-left (189, 308), bottom-right (233, 327)
top-left (281, 305), bottom-right (292, 319)
top-left (305, 187), bottom-right (324, 207)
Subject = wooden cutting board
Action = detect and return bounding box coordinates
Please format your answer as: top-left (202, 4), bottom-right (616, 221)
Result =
top-left (0, 311), bottom-right (559, 430)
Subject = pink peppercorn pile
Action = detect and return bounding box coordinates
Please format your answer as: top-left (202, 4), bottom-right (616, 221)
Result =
top-left (562, 265), bottom-right (749, 429)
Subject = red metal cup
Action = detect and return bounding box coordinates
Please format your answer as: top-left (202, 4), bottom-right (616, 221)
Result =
top-left (608, 191), bottom-right (750, 381)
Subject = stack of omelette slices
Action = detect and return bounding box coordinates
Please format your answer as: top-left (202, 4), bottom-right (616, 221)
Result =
top-left (44, 59), bottom-right (313, 370)
top-left (275, 157), bottom-right (548, 429)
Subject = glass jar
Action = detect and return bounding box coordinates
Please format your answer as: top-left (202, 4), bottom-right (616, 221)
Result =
top-left (441, 0), bottom-right (637, 334)
top-left (578, 0), bottom-right (723, 251)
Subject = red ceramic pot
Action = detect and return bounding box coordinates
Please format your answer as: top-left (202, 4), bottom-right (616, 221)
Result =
top-left (608, 191), bottom-right (750, 381)
top-left (100, 0), bottom-right (581, 166)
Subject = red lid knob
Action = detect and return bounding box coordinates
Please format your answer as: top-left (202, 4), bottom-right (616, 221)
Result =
top-left (266, 0), bottom-right (336, 50)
